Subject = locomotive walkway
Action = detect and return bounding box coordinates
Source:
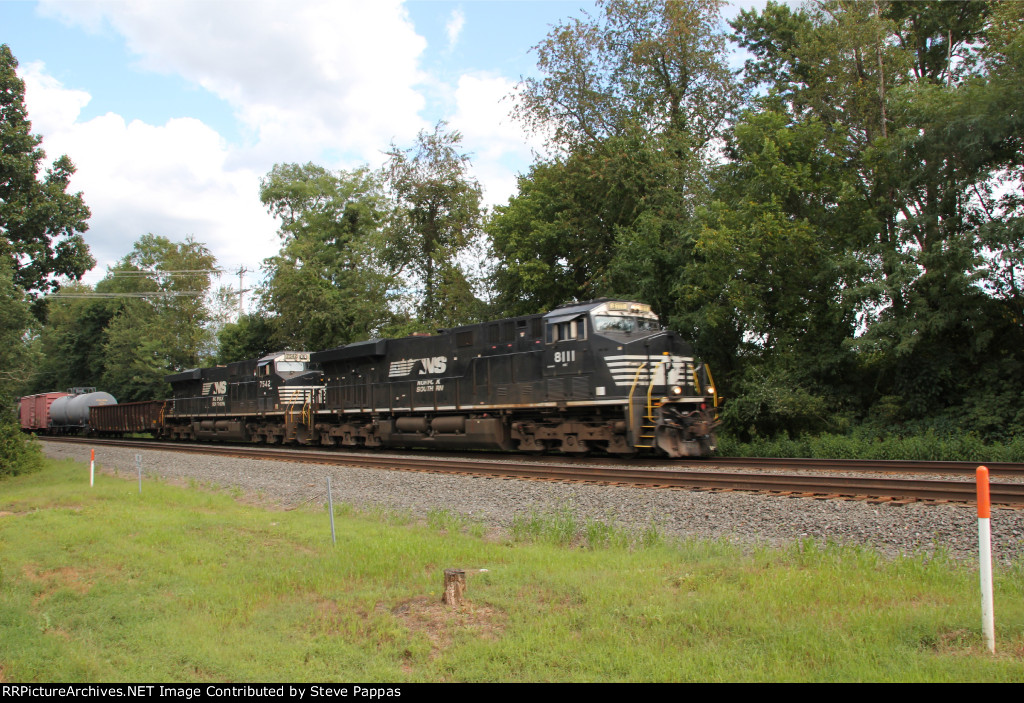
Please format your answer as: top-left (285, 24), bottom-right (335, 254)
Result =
top-left (39, 436), bottom-right (1024, 508)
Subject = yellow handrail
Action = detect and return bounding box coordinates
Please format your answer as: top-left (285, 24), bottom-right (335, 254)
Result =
top-left (627, 362), bottom-right (648, 439)
top-left (704, 363), bottom-right (719, 408)
top-left (646, 357), bottom-right (669, 420)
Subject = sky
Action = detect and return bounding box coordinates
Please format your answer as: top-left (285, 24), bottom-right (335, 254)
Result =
top-left (3, 0), bottom-right (763, 298)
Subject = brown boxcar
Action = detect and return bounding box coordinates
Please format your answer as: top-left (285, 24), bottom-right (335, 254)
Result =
top-left (90, 400), bottom-right (166, 435)
top-left (18, 392), bottom-right (69, 432)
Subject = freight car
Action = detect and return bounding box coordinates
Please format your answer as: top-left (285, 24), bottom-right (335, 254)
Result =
top-left (308, 299), bottom-right (718, 457)
top-left (18, 391), bottom-right (68, 432)
top-left (90, 400), bottom-right (166, 436)
top-left (17, 388), bottom-right (117, 434)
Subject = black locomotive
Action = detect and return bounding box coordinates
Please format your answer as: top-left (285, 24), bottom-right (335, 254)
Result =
top-left (309, 299), bottom-right (718, 457)
top-left (164, 350), bottom-right (324, 444)
top-left (25, 299), bottom-right (719, 457)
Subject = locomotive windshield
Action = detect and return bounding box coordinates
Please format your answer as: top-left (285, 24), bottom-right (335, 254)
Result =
top-left (276, 360), bottom-right (306, 373)
top-left (587, 301), bottom-right (662, 339)
top-left (593, 315), bottom-right (659, 335)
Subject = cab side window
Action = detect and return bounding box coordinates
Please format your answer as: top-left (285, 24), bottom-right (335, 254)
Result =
top-left (546, 318), bottom-right (587, 343)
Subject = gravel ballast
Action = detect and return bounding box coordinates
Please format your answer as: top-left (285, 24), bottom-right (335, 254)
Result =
top-left (41, 442), bottom-right (1024, 563)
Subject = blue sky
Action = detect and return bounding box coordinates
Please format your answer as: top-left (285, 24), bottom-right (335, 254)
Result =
top-left (2, 0), bottom-right (759, 294)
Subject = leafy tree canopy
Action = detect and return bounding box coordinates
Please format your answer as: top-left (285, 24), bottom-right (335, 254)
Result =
top-left (0, 44), bottom-right (92, 308)
top-left (384, 123), bottom-right (486, 328)
top-left (259, 163), bottom-right (398, 351)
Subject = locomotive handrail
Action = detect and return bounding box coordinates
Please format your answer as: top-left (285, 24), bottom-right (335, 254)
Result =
top-left (692, 363), bottom-right (719, 410)
top-left (704, 363), bottom-right (719, 409)
top-left (627, 362), bottom-right (647, 444)
top-left (646, 356), bottom-right (669, 421)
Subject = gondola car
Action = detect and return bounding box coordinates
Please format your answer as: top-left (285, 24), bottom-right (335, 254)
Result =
top-left (310, 299), bottom-right (718, 457)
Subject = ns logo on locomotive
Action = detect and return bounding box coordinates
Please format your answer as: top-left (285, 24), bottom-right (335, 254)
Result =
top-left (19, 300), bottom-right (719, 458)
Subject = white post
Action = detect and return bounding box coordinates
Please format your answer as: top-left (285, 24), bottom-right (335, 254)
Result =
top-left (327, 476), bottom-right (336, 546)
top-left (90, 448), bottom-right (95, 487)
top-left (977, 466), bottom-right (995, 655)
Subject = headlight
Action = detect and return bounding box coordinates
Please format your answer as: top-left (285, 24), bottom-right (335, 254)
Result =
top-left (671, 385), bottom-right (683, 396)
top-left (706, 386), bottom-right (715, 396)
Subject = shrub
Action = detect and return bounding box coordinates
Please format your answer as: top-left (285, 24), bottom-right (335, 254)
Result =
top-left (0, 408), bottom-right (43, 478)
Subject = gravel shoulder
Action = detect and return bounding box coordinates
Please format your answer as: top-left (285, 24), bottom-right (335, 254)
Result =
top-left (41, 442), bottom-right (1024, 564)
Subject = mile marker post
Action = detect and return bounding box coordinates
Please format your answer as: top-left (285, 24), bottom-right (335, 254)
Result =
top-left (977, 465), bottom-right (995, 654)
top-left (90, 448), bottom-right (95, 487)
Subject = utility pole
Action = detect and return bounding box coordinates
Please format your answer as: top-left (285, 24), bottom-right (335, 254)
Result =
top-left (236, 266), bottom-right (249, 321)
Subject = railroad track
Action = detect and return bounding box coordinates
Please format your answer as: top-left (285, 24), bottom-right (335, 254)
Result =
top-left (39, 436), bottom-right (1024, 508)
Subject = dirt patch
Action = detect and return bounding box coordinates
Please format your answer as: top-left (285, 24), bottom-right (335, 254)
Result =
top-left (22, 564), bottom-right (97, 605)
top-left (385, 596), bottom-right (507, 660)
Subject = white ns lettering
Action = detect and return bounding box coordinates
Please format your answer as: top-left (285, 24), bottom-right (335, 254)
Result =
top-left (419, 356), bottom-right (447, 375)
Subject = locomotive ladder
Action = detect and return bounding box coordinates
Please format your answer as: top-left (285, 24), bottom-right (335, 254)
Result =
top-left (627, 362), bottom-right (650, 447)
top-left (627, 357), bottom-right (670, 449)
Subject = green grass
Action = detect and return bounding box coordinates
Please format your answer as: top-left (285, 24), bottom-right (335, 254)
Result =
top-left (718, 430), bottom-right (1024, 462)
top-left (2, 459), bottom-right (1023, 682)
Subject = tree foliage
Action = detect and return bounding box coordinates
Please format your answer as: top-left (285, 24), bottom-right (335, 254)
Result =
top-left (384, 123), bottom-right (486, 329)
top-left (258, 163), bottom-right (397, 351)
top-left (0, 257), bottom-right (36, 401)
top-left (0, 44), bottom-right (92, 307)
top-left (32, 234), bottom-right (220, 401)
top-left (516, 0), bottom-right (739, 152)
top-left (494, 0), bottom-right (739, 319)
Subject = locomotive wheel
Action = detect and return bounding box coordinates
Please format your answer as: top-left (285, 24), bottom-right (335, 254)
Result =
top-left (559, 435), bottom-right (588, 453)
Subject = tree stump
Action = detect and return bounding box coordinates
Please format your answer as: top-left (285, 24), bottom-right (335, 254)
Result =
top-left (442, 568), bottom-right (466, 606)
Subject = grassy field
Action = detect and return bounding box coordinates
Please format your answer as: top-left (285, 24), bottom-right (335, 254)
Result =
top-left (1, 459), bottom-right (1023, 682)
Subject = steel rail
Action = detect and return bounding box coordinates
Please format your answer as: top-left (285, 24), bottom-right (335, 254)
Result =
top-left (682, 455), bottom-right (1024, 477)
top-left (39, 437), bottom-right (1024, 507)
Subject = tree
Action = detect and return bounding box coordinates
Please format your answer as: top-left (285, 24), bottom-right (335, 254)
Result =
top-left (0, 257), bottom-right (35, 400)
top-left (104, 234), bottom-right (218, 372)
top-left (28, 281), bottom-right (119, 394)
top-left (0, 44), bottom-right (92, 307)
top-left (490, 128), bottom-right (699, 316)
top-left (495, 0), bottom-right (740, 319)
top-left (259, 163), bottom-right (397, 351)
top-left (728, 0), bottom-right (1024, 436)
top-left (32, 234), bottom-right (220, 401)
top-left (215, 312), bottom-right (277, 364)
top-left (516, 0), bottom-right (739, 154)
top-left (673, 109), bottom-right (872, 435)
top-left (384, 122), bottom-right (486, 328)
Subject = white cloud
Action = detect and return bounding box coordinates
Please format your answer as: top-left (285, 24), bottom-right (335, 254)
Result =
top-left (449, 73), bottom-right (546, 206)
top-left (19, 61), bottom-right (92, 137)
top-left (38, 0), bottom-right (431, 165)
top-left (18, 0), bottom-right (546, 287)
top-left (446, 8), bottom-right (466, 50)
top-left (21, 0), bottom-right (448, 286)
top-left (20, 62), bottom-right (278, 284)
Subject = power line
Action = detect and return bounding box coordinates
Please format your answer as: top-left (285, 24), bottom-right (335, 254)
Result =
top-left (50, 291), bottom-right (209, 299)
top-left (99, 269), bottom-right (224, 277)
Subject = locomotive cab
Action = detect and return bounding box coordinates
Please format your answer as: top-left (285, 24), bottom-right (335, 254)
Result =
top-left (590, 300), bottom-right (662, 340)
top-left (255, 351), bottom-right (324, 412)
